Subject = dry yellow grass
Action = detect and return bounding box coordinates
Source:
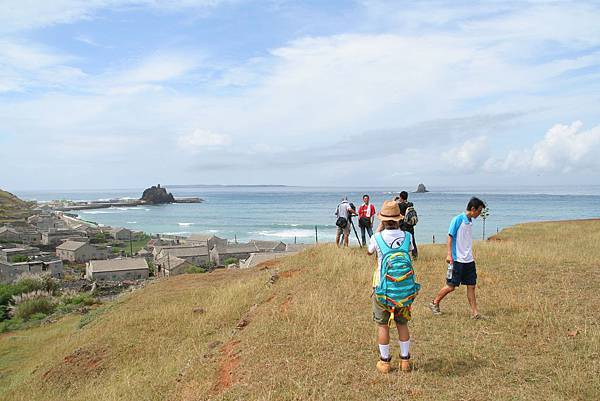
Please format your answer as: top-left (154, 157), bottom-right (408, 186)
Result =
top-left (1, 220), bottom-right (599, 401)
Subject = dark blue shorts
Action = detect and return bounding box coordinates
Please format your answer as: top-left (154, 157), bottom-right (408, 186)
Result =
top-left (447, 261), bottom-right (477, 287)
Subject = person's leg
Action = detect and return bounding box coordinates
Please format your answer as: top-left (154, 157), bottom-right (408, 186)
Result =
top-left (360, 225), bottom-right (366, 246)
top-left (395, 322), bottom-right (411, 372)
top-left (434, 284), bottom-right (455, 305)
top-left (343, 227), bottom-right (350, 247)
top-left (411, 230), bottom-right (418, 257)
top-left (366, 224), bottom-right (374, 240)
top-left (466, 285), bottom-right (479, 317)
top-left (335, 227), bottom-right (342, 247)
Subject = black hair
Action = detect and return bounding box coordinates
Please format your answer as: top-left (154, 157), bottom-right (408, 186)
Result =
top-left (363, 194), bottom-right (369, 198)
top-left (467, 197), bottom-right (485, 211)
top-left (399, 191), bottom-right (408, 200)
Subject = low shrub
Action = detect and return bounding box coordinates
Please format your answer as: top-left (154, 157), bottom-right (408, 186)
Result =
top-left (13, 297), bottom-right (56, 321)
top-left (223, 257), bottom-right (239, 266)
top-left (62, 293), bottom-right (95, 306)
top-left (185, 266), bottom-right (206, 274)
top-left (0, 318), bottom-right (24, 333)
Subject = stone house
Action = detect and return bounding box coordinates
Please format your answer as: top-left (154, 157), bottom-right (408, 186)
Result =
top-left (110, 227), bottom-right (133, 241)
top-left (249, 240), bottom-right (287, 252)
top-left (0, 246), bottom-right (41, 262)
top-left (28, 214), bottom-right (66, 230)
top-left (210, 243), bottom-right (260, 265)
top-left (17, 228), bottom-right (42, 245)
top-left (186, 234), bottom-right (228, 249)
top-left (155, 245), bottom-right (210, 266)
top-left (86, 258), bottom-right (149, 281)
top-left (41, 229), bottom-right (86, 246)
top-left (56, 241), bottom-right (110, 263)
top-left (0, 226), bottom-right (21, 242)
top-left (156, 255), bottom-right (195, 276)
top-left (0, 259), bottom-right (63, 283)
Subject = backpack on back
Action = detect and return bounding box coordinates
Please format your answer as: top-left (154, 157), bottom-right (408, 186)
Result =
top-left (404, 204), bottom-right (418, 226)
top-left (373, 232), bottom-right (420, 325)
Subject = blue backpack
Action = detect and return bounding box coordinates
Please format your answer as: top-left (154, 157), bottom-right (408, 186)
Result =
top-left (373, 232), bottom-right (420, 324)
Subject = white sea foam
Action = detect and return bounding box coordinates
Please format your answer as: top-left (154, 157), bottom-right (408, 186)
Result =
top-left (81, 210), bottom-right (116, 214)
top-left (126, 221), bottom-right (137, 224)
top-left (255, 229), bottom-right (313, 238)
top-left (178, 222), bottom-right (194, 226)
top-left (208, 229), bottom-right (219, 233)
top-left (163, 231), bottom-right (191, 236)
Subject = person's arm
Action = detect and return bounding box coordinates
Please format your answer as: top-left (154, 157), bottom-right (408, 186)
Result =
top-left (446, 235), bottom-right (453, 264)
top-left (370, 205), bottom-right (375, 225)
top-left (447, 215), bottom-right (459, 264)
top-left (367, 235), bottom-right (376, 255)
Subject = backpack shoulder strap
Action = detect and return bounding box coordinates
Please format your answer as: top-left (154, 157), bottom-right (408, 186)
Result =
top-left (374, 233), bottom-right (392, 254)
top-left (400, 232), bottom-right (412, 253)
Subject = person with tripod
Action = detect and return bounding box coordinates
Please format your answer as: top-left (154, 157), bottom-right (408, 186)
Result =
top-left (334, 197), bottom-right (356, 247)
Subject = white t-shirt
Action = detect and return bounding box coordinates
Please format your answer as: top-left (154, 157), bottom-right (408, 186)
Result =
top-left (448, 212), bottom-right (474, 263)
top-left (369, 229), bottom-right (413, 286)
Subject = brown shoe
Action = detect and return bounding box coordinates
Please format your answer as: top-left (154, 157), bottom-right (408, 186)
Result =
top-left (400, 356), bottom-right (411, 372)
top-left (376, 358), bottom-right (392, 373)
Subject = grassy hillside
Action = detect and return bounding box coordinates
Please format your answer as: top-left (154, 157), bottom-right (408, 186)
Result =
top-left (1, 220), bottom-right (599, 401)
top-left (0, 189), bottom-right (34, 225)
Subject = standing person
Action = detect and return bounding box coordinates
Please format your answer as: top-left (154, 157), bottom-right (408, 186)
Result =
top-left (397, 191), bottom-right (419, 258)
top-left (358, 194), bottom-right (376, 246)
top-left (428, 197), bottom-right (486, 319)
top-left (368, 201), bottom-right (419, 373)
top-left (334, 197), bottom-right (355, 247)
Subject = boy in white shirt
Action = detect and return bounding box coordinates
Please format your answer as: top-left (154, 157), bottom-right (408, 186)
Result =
top-left (428, 197), bottom-right (486, 319)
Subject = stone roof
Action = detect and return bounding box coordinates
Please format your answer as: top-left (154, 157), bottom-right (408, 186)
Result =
top-left (56, 241), bottom-right (88, 251)
top-left (159, 246), bottom-right (209, 258)
top-left (215, 243), bottom-right (260, 254)
top-left (0, 226), bottom-right (19, 234)
top-left (249, 240), bottom-right (286, 251)
top-left (88, 258), bottom-right (148, 273)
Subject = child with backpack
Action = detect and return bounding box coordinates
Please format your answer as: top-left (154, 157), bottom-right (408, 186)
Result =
top-left (428, 197), bottom-right (486, 319)
top-left (368, 200), bottom-right (420, 373)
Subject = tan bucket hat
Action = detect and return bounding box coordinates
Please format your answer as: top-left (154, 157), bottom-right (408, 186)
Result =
top-left (377, 200), bottom-right (404, 222)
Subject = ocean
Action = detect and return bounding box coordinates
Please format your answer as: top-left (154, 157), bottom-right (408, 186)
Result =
top-left (14, 186), bottom-right (600, 245)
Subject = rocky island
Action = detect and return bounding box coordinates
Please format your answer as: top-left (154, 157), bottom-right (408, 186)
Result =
top-left (415, 183), bottom-right (429, 193)
top-left (50, 185), bottom-right (202, 211)
top-left (140, 184), bottom-right (175, 204)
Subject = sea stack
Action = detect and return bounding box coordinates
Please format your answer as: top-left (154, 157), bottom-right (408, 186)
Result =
top-left (140, 184), bottom-right (176, 204)
top-left (415, 183), bottom-right (429, 193)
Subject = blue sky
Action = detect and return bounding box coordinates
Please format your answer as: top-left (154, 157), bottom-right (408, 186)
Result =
top-left (1, 0), bottom-right (599, 190)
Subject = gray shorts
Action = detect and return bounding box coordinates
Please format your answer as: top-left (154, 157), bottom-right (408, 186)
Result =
top-left (336, 225), bottom-right (350, 236)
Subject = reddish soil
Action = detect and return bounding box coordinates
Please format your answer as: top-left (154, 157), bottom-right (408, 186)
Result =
top-left (257, 259), bottom-right (282, 270)
top-left (42, 346), bottom-right (108, 384)
top-left (279, 269), bottom-right (302, 279)
top-left (280, 294), bottom-right (293, 314)
top-left (213, 340), bottom-right (241, 393)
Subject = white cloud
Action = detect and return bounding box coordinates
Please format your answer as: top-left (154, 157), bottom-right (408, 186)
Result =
top-left (443, 137), bottom-right (489, 172)
top-left (0, 0), bottom-right (235, 33)
top-left (487, 122), bottom-right (600, 174)
top-left (177, 129), bottom-right (232, 151)
top-left (120, 53), bottom-right (202, 83)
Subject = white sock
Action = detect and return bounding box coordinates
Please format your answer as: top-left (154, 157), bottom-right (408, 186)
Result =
top-left (399, 340), bottom-right (410, 358)
top-left (378, 344), bottom-right (390, 360)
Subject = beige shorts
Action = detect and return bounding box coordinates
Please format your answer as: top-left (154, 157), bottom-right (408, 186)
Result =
top-left (372, 296), bottom-right (411, 325)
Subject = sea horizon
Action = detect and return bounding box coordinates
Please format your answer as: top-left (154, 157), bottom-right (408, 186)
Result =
top-left (13, 185), bottom-right (600, 246)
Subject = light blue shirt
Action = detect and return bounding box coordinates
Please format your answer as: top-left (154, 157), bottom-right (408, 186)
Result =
top-left (448, 212), bottom-right (474, 263)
